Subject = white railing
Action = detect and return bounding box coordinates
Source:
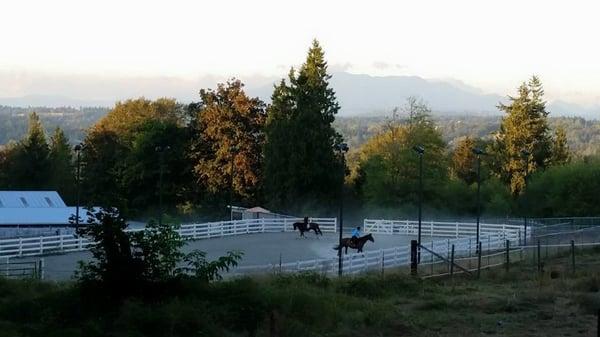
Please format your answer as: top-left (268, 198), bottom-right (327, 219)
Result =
top-left (0, 217), bottom-right (337, 258)
top-left (363, 219), bottom-right (526, 242)
top-left (232, 223), bottom-right (519, 276)
top-left (230, 245), bottom-right (411, 276)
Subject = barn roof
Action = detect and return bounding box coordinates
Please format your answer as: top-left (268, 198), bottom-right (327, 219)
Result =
top-left (0, 191), bottom-right (67, 208)
top-left (0, 191), bottom-right (85, 226)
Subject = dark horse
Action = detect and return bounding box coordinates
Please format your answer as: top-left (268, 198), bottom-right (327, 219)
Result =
top-left (333, 233), bottom-right (375, 254)
top-left (292, 217), bottom-right (323, 237)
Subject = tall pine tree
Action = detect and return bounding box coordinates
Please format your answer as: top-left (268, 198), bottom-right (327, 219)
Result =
top-left (264, 40), bottom-right (345, 210)
top-left (9, 112), bottom-right (51, 189)
top-left (551, 126), bottom-right (570, 165)
top-left (494, 76), bottom-right (553, 195)
top-left (48, 127), bottom-right (75, 202)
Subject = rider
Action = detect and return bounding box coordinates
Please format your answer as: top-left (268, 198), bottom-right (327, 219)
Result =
top-left (351, 226), bottom-right (361, 246)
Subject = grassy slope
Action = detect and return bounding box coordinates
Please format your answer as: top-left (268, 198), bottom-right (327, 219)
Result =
top-left (1, 248), bottom-right (599, 337)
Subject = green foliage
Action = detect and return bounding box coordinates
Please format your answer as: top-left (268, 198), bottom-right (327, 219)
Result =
top-left (524, 158), bottom-right (600, 216)
top-left (75, 208), bottom-right (143, 297)
top-left (356, 97), bottom-right (448, 208)
top-left (80, 129), bottom-right (127, 209)
top-left (264, 40), bottom-right (345, 211)
top-left (1, 112), bottom-right (52, 189)
top-left (178, 250), bottom-right (243, 282)
top-left (75, 208), bottom-right (244, 301)
top-left (81, 98), bottom-right (190, 215)
top-left (551, 126), bottom-right (570, 165)
top-left (48, 127), bottom-right (75, 202)
top-left (132, 219), bottom-right (185, 282)
top-left (494, 76), bottom-right (554, 195)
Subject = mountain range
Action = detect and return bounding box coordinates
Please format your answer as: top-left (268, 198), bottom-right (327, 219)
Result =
top-left (1, 72), bottom-right (598, 119)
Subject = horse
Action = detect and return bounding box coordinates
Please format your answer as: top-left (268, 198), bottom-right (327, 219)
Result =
top-left (333, 233), bottom-right (374, 255)
top-left (292, 217), bottom-right (323, 237)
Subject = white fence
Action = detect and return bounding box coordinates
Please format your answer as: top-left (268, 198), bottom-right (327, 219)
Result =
top-left (231, 220), bottom-right (523, 276)
top-left (363, 219), bottom-right (526, 242)
top-left (231, 245), bottom-right (411, 276)
top-left (0, 217), bottom-right (337, 258)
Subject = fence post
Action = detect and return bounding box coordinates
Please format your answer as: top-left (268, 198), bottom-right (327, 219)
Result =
top-left (381, 250), bottom-right (385, 278)
top-left (477, 241), bottom-right (482, 279)
top-left (38, 259), bottom-right (44, 280)
top-left (410, 240), bottom-right (418, 276)
top-left (537, 240), bottom-right (542, 273)
top-left (450, 244), bottom-right (455, 277)
top-left (505, 239), bottom-right (510, 272)
top-left (18, 238), bottom-right (23, 256)
top-left (279, 253), bottom-right (282, 274)
top-left (39, 237), bottom-right (43, 254)
top-left (571, 240), bottom-right (576, 274)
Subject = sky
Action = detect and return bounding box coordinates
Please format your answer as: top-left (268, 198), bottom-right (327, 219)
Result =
top-left (2, 0), bottom-right (600, 106)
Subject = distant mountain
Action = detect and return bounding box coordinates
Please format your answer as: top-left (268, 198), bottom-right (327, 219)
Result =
top-left (0, 95), bottom-right (112, 108)
top-left (248, 72), bottom-right (506, 116)
top-left (547, 100), bottom-right (600, 120)
top-left (1, 72), bottom-right (598, 119)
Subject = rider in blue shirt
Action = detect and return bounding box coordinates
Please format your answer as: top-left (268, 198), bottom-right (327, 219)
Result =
top-left (351, 226), bottom-right (361, 246)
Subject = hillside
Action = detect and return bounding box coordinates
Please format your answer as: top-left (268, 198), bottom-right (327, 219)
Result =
top-left (2, 106), bottom-right (600, 157)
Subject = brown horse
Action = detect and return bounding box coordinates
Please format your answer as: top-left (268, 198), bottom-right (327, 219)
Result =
top-left (292, 217), bottom-right (323, 237)
top-left (333, 233), bottom-right (374, 255)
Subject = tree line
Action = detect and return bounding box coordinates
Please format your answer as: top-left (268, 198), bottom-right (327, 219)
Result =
top-left (0, 40), bottom-right (597, 219)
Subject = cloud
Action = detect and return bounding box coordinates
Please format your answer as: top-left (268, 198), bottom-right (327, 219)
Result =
top-left (372, 61), bottom-right (406, 71)
top-left (329, 62), bottom-right (353, 72)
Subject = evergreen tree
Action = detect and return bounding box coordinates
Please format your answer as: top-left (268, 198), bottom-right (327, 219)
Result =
top-left (8, 112), bottom-right (51, 189)
top-left (263, 40), bottom-right (345, 210)
top-left (48, 127), bottom-right (75, 202)
top-left (494, 76), bottom-right (553, 195)
top-left (551, 126), bottom-right (570, 165)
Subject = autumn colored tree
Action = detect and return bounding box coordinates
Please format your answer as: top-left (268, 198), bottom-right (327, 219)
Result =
top-left (263, 40), bottom-right (345, 210)
top-left (451, 137), bottom-right (478, 185)
top-left (191, 79), bottom-right (266, 203)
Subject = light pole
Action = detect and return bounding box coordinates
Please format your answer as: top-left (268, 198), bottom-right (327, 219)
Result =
top-left (155, 145), bottom-right (171, 225)
top-left (521, 149), bottom-right (531, 246)
top-left (73, 143), bottom-right (84, 231)
top-left (413, 145), bottom-right (425, 260)
top-left (472, 148), bottom-right (486, 248)
top-left (227, 144), bottom-right (239, 221)
top-left (336, 142), bottom-right (349, 276)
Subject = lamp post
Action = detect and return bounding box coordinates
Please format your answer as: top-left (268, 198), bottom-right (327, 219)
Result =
top-left (521, 149), bottom-right (531, 246)
top-left (155, 145), bottom-right (171, 225)
top-left (228, 144), bottom-right (239, 221)
top-left (73, 143), bottom-right (84, 230)
top-left (472, 148), bottom-right (486, 248)
top-left (412, 145), bottom-right (425, 258)
top-left (336, 142), bottom-right (349, 276)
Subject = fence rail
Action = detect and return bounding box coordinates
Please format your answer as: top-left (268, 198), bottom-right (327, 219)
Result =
top-left (363, 219), bottom-right (525, 241)
top-left (0, 217), bottom-right (337, 259)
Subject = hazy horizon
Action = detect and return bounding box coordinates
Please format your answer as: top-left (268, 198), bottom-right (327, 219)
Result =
top-left (3, 0), bottom-right (600, 114)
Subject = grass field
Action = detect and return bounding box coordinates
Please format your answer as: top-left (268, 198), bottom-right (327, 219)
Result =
top-left (0, 246), bottom-right (599, 336)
